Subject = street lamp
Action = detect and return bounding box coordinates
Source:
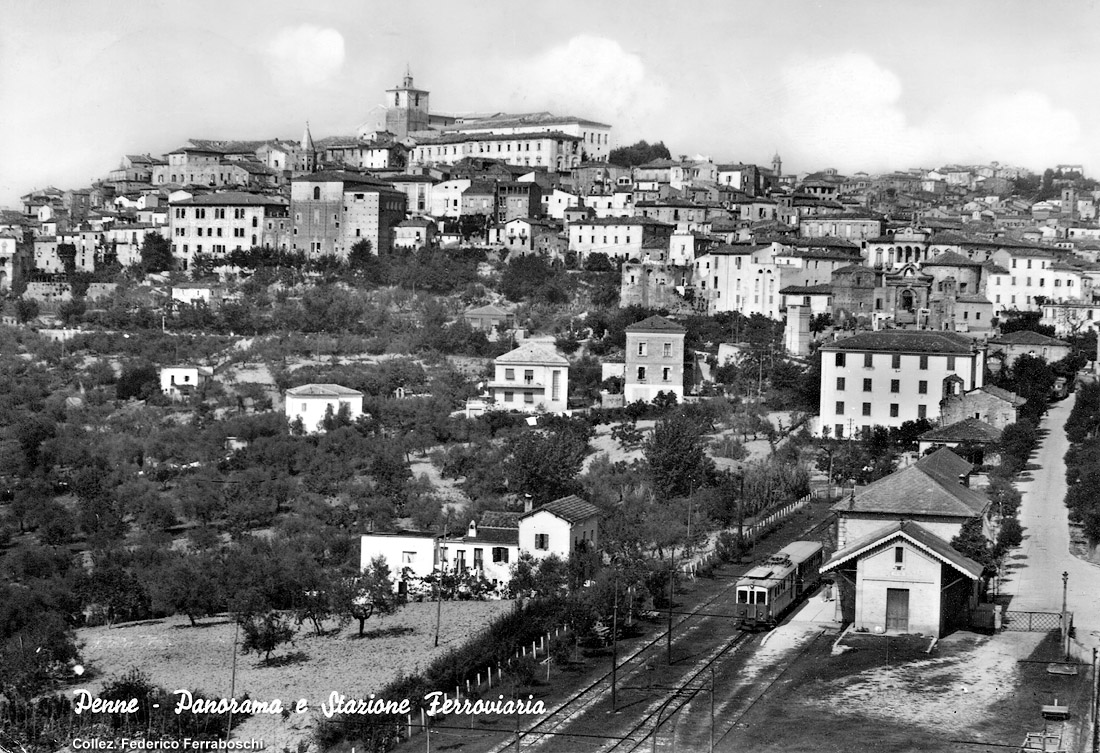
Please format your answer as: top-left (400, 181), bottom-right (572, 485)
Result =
top-left (1062, 571), bottom-right (1070, 659)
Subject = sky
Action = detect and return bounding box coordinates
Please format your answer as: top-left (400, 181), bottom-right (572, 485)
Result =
top-left (2, 0), bottom-right (1099, 207)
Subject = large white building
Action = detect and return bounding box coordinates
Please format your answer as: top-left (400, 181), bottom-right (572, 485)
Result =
top-left (817, 331), bottom-right (984, 438)
top-left (987, 248), bottom-right (1089, 315)
top-left (284, 383), bottom-right (364, 433)
top-left (434, 112), bottom-right (613, 163)
top-left (568, 217), bottom-right (674, 261)
top-left (169, 192), bottom-right (288, 272)
top-left (693, 244), bottom-right (783, 319)
top-left (486, 342), bottom-right (570, 413)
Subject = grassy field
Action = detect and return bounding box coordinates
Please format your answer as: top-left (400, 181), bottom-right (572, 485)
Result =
top-left (74, 601), bottom-right (514, 751)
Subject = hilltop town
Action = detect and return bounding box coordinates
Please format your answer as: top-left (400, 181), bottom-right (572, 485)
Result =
top-left (3, 69), bottom-right (1100, 753)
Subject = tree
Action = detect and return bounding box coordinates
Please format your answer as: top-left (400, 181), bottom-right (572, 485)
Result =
top-left (116, 362), bottom-right (160, 401)
top-left (240, 611), bottom-right (296, 663)
top-left (140, 234), bottom-right (174, 273)
top-left (506, 422), bottom-right (590, 505)
top-left (608, 140), bottom-right (672, 168)
top-left (14, 298), bottom-right (40, 324)
top-left (644, 412), bottom-right (714, 500)
top-left (341, 557), bottom-right (400, 636)
top-left (950, 518), bottom-right (994, 573)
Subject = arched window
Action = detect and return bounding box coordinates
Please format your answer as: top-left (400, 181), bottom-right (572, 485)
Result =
top-left (313, 187), bottom-right (320, 200)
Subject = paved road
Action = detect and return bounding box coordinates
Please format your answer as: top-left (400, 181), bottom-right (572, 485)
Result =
top-left (999, 393), bottom-right (1100, 657)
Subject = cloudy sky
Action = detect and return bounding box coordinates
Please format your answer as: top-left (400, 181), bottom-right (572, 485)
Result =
top-left (2, 0), bottom-right (1097, 207)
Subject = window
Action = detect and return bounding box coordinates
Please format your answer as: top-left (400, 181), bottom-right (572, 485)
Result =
top-left (637, 366), bottom-right (646, 381)
top-left (863, 378), bottom-right (872, 392)
top-left (891, 354), bottom-right (901, 369)
top-left (505, 368), bottom-right (515, 380)
top-left (503, 391), bottom-right (514, 402)
top-left (947, 356), bottom-right (956, 370)
top-left (862, 402), bottom-right (871, 416)
top-left (524, 392), bottom-right (534, 404)
top-left (313, 187), bottom-right (321, 200)
top-left (894, 546), bottom-right (904, 566)
top-left (836, 401), bottom-right (845, 415)
top-left (919, 355), bottom-right (928, 370)
top-left (663, 342), bottom-right (672, 357)
top-left (836, 377), bottom-right (846, 390)
top-left (534, 534), bottom-right (549, 550)
top-left (890, 403), bottom-right (899, 418)
top-left (662, 367), bottom-right (671, 381)
top-left (835, 424), bottom-right (844, 438)
top-left (918, 380), bottom-right (927, 394)
top-left (918, 404), bottom-right (927, 419)
top-left (890, 379), bottom-right (899, 393)
top-left (492, 547), bottom-right (509, 563)
top-left (863, 353), bottom-right (873, 368)
top-left (835, 353), bottom-right (846, 367)
top-left (638, 342), bottom-right (647, 357)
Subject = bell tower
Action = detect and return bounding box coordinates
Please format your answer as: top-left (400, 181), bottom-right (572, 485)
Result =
top-left (772, 151), bottom-right (782, 177)
top-left (385, 67), bottom-right (430, 140)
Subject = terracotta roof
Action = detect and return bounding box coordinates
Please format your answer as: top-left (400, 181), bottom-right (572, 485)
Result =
top-left (415, 130), bottom-right (582, 146)
top-left (286, 383), bottom-right (363, 397)
top-left (779, 284), bottom-right (833, 295)
top-left (990, 330), bottom-right (1070, 347)
top-left (820, 330), bottom-right (976, 354)
top-left (461, 526), bottom-right (519, 545)
top-left (821, 520), bottom-right (983, 580)
top-left (831, 454), bottom-right (987, 520)
top-left (465, 304), bottom-right (513, 317)
top-left (480, 510), bottom-right (521, 528)
top-left (973, 385), bottom-right (1027, 407)
top-left (919, 418), bottom-right (1002, 444)
top-left (171, 192), bottom-right (285, 207)
top-left (574, 217), bottom-right (674, 228)
top-left (519, 495), bottom-right (600, 524)
top-left (625, 315), bottom-right (686, 333)
top-left (494, 342), bottom-right (569, 366)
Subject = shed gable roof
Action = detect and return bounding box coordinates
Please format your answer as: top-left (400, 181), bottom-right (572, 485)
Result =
top-left (821, 520), bottom-right (983, 579)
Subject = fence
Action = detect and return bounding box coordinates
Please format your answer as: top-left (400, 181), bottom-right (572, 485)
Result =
top-left (679, 490), bottom-right (821, 577)
top-left (1002, 610), bottom-right (1067, 633)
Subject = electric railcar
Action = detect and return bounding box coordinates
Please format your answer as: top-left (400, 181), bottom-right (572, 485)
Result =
top-left (734, 540), bottom-right (825, 631)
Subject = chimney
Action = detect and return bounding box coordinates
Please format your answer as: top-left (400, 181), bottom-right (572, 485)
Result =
top-left (523, 494), bottom-right (534, 513)
top-left (958, 473), bottom-right (969, 488)
top-left (467, 520), bottom-right (477, 538)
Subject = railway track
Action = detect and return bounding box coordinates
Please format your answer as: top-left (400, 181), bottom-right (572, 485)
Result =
top-left (487, 572), bottom-right (751, 753)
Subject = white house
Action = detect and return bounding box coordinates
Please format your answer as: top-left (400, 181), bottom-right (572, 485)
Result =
top-left (518, 495), bottom-right (600, 561)
top-left (817, 331), bottom-right (984, 439)
top-left (285, 383), bottom-right (364, 433)
top-left (486, 342), bottom-right (570, 414)
top-left (159, 365), bottom-right (213, 401)
top-left (358, 531), bottom-right (440, 595)
top-left (624, 315), bottom-right (687, 404)
top-left (692, 245), bottom-right (783, 319)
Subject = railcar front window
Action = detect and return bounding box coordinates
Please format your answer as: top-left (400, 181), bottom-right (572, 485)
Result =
top-left (737, 589), bottom-right (749, 603)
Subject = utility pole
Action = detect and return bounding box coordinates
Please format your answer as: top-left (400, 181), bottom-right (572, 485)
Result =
top-left (736, 470), bottom-right (746, 562)
top-left (611, 580), bottom-right (619, 711)
top-left (710, 666), bottom-right (716, 753)
top-left (1062, 571), bottom-right (1070, 660)
top-left (434, 526), bottom-right (447, 648)
top-left (1091, 647), bottom-right (1098, 753)
top-left (225, 617), bottom-right (239, 741)
top-left (667, 549), bottom-right (675, 666)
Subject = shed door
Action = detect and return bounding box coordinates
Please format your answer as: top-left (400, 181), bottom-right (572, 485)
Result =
top-left (886, 588), bottom-right (909, 632)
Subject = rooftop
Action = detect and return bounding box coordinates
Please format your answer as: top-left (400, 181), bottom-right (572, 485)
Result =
top-left (285, 383), bottom-right (364, 397)
top-left (831, 448), bottom-right (987, 519)
top-left (495, 342), bottom-right (569, 366)
top-left (519, 494), bottom-right (601, 524)
top-left (821, 520), bottom-right (983, 580)
top-left (625, 314), bottom-right (686, 333)
top-left (990, 330), bottom-right (1070, 347)
top-left (919, 417), bottom-right (1002, 444)
top-left (820, 330), bottom-right (977, 354)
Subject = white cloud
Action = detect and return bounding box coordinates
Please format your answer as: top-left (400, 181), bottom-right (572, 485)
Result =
top-left (266, 25), bottom-right (345, 87)
top-left (777, 52), bottom-right (1086, 172)
top-left (778, 52), bottom-right (931, 170)
top-left (499, 35), bottom-right (669, 141)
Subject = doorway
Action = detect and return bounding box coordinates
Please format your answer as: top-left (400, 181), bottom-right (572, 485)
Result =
top-left (886, 588), bottom-right (910, 632)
